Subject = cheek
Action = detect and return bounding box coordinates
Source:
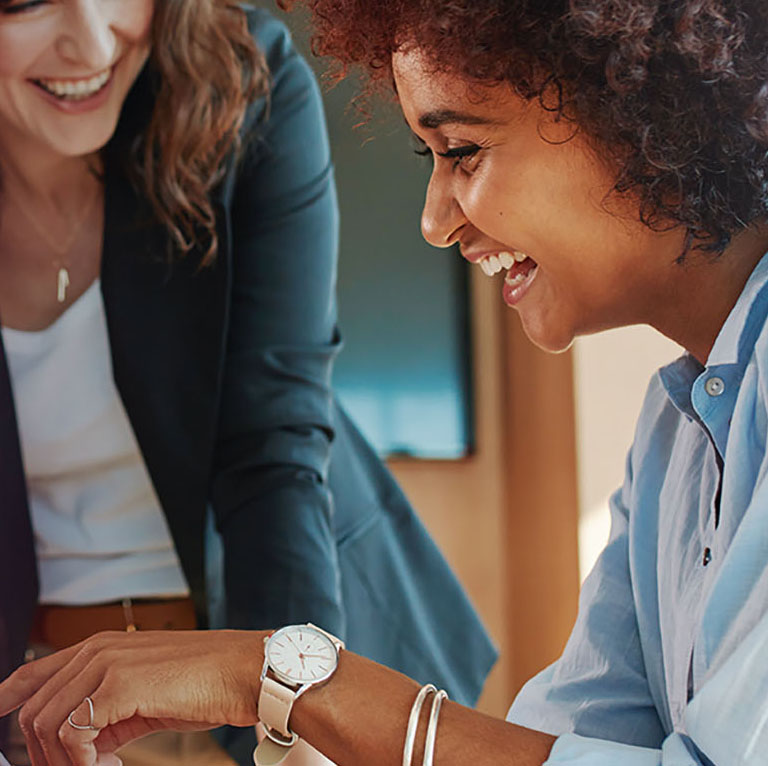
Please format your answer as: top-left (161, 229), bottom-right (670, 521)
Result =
top-left (462, 169), bottom-right (520, 234)
top-left (0, 32), bottom-right (47, 78)
top-left (113, 0), bottom-right (155, 43)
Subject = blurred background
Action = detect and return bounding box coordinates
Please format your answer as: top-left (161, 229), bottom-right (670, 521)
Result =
top-left (259, 2), bottom-right (683, 717)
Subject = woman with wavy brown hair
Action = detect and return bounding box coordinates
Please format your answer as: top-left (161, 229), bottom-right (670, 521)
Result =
top-left (0, 1), bottom-right (497, 765)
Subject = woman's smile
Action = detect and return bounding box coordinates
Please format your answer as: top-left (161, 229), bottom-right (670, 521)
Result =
top-left (393, 46), bottom-right (698, 353)
top-left (0, 0), bottom-right (153, 159)
top-left (30, 63), bottom-right (115, 114)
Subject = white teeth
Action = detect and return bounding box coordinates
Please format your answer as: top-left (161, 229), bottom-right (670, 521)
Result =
top-left (477, 251), bottom-right (529, 277)
top-left (498, 251), bottom-right (515, 269)
top-left (37, 68), bottom-right (111, 100)
top-left (505, 271), bottom-right (527, 286)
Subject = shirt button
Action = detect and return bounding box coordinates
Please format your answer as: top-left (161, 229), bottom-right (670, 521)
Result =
top-left (702, 547), bottom-right (712, 566)
top-left (705, 377), bottom-right (725, 397)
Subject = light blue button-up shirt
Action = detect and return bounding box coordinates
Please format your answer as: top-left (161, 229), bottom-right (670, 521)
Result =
top-left (508, 253), bottom-right (768, 765)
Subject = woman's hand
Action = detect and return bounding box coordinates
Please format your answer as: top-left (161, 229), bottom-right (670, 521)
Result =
top-left (0, 630), bottom-right (266, 766)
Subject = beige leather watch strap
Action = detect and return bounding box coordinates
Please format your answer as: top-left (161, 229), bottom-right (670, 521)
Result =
top-left (258, 676), bottom-right (296, 738)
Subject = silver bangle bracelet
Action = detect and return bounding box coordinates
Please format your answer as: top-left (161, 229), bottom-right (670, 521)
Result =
top-left (402, 683), bottom-right (437, 766)
top-left (423, 689), bottom-right (449, 766)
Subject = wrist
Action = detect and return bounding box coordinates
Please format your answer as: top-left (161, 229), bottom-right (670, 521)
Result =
top-left (248, 630), bottom-right (271, 708)
top-left (254, 623), bottom-right (343, 759)
top-left (221, 629), bottom-right (270, 726)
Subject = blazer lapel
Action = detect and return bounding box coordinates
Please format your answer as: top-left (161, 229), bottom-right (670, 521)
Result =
top-left (101, 170), bottom-right (231, 618)
top-left (0, 335), bottom-right (38, 689)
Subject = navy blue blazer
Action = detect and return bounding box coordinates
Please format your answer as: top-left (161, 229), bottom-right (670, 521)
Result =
top-left (0, 10), bottom-right (496, 762)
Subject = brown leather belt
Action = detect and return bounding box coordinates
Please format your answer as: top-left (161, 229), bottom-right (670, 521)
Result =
top-left (29, 597), bottom-right (198, 652)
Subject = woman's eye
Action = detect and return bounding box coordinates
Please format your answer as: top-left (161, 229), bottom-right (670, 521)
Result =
top-left (411, 137), bottom-right (483, 173)
top-left (437, 144), bottom-right (482, 172)
top-left (2, 0), bottom-right (48, 14)
top-left (412, 137), bottom-right (432, 159)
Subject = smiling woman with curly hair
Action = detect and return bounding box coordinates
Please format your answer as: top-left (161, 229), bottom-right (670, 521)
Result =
top-left (3, 1), bottom-right (768, 765)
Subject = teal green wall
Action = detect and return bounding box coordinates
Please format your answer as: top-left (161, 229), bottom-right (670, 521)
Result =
top-left (256, 3), bottom-right (473, 458)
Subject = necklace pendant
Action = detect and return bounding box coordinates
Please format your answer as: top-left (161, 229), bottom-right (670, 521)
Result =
top-left (57, 267), bottom-right (70, 303)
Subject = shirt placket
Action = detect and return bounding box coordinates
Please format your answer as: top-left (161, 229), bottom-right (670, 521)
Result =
top-left (686, 366), bottom-right (737, 704)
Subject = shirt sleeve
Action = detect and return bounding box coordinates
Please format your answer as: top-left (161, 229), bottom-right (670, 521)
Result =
top-left (209, 12), bottom-right (344, 635)
top-left (508, 458), bottom-right (667, 749)
top-left (507, 467), bottom-right (693, 764)
top-left (542, 607), bottom-right (768, 765)
top-left (510, 446), bottom-right (768, 765)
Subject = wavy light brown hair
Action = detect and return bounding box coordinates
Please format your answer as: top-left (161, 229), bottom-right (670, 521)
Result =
top-left (285, 0), bottom-right (768, 256)
top-left (0, 0), bottom-right (267, 264)
top-left (134, 0), bottom-right (268, 263)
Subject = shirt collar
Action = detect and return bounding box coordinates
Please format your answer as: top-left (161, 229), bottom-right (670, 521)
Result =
top-left (707, 250), bottom-right (768, 367)
top-left (658, 250), bottom-right (768, 422)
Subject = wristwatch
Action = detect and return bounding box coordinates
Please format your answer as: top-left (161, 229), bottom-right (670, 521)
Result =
top-left (257, 623), bottom-right (344, 749)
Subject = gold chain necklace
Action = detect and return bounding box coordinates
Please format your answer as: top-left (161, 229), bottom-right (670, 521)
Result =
top-left (4, 185), bottom-right (101, 303)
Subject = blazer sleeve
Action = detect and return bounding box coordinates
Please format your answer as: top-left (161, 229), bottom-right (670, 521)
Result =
top-left (209, 11), bottom-right (344, 636)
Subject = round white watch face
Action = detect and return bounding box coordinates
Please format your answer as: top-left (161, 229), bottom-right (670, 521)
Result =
top-left (266, 625), bottom-right (339, 685)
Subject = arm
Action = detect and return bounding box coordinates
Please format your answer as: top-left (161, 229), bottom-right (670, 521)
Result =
top-left (211, 11), bottom-right (344, 634)
top-left (507, 442), bottom-right (682, 765)
top-left (2, 613), bottom-right (766, 766)
top-left (509, 440), bottom-right (768, 766)
top-left (521, 605), bottom-right (768, 766)
top-left (0, 630), bottom-right (555, 766)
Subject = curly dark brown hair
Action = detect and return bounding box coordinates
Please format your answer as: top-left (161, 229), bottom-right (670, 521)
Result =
top-left (284, 0), bottom-right (768, 255)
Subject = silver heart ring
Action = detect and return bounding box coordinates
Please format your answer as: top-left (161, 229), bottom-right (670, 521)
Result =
top-left (67, 696), bottom-right (98, 731)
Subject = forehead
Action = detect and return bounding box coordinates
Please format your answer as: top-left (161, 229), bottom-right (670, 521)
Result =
top-left (392, 47), bottom-right (524, 130)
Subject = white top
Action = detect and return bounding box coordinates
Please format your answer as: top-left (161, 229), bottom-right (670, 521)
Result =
top-left (1, 280), bottom-right (189, 604)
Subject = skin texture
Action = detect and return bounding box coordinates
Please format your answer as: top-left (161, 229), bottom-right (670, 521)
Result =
top-left (0, 630), bottom-right (556, 766)
top-left (395, 47), bottom-right (768, 361)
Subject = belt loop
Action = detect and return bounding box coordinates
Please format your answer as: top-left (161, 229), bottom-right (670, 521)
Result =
top-left (121, 598), bottom-right (138, 632)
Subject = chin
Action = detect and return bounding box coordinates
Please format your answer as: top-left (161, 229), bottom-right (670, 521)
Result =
top-left (48, 123), bottom-right (119, 158)
top-left (518, 314), bottom-right (576, 354)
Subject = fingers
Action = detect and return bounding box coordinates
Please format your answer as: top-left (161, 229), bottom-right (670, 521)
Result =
top-left (16, 633), bottom-right (137, 766)
top-left (18, 652), bottom-right (109, 766)
top-left (57, 691), bottom-right (132, 766)
top-left (0, 644), bottom-right (81, 717)
top-left (57, 697), bottom-right (101, 766)
top-left (6, 628), bottom-right (266, 766)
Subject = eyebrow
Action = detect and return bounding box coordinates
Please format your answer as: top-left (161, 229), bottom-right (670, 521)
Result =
top-left (418, 110), bottom-right (500, 129)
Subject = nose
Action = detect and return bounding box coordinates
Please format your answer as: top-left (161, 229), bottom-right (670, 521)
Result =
top-left (56, 0), bottom-right (116, 71)
top-left (420, 165), bottom-right (466, 248)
